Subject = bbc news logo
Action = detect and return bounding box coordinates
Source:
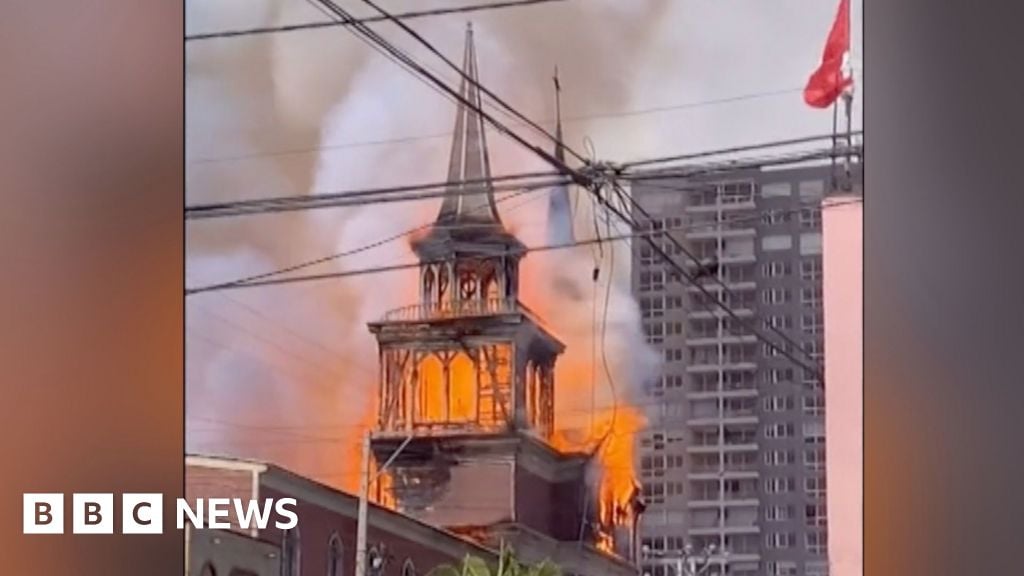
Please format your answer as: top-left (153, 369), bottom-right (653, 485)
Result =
top-left (23, 494), bottom-right (298, 534)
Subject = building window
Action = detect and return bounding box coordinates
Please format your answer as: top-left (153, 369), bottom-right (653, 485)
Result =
top-left (805, 476), bottom-right (827, 499)
top-left (767, 561), bottom-right (798, 576)
top-left (800, 207), bottom-right (822, 228)
top-left (801, 258), bottom-right (823, 281)
top-left (402, 559), bottom-right (416, 576)
top-left (761, 235), bottom-right (793, 251)
top-left (640, 296), bottom-right (664, 318)
top-left (805, 447), bottom-right (827, 471)
top-left (761, 209), bottom-right (792, 225)
top-left (763, 396), bottom-right (794, 412)
top-left (282, 528), bottom-right (301, 576)
top-left (762, 288), bottom-right (791, 305)
top-left (803, 421), bottom-right (826, 444)
top-left (765, 505), bottom-right (793, 522)
top-left (639, 270), bottom-right (665, 292)
top-left (805, 560), bottom-right (830, 576)
top-left (763, 342), bottom-right (791, 357)
top-left (798, 180), bottom-right (825, 199)
top-left (765, 423), bottom-right (795, 439)
top-left (801, 286), bottom-right (823, 306)
top-left (764, 450), bottom-right (794, 466)
top-left (802, 312), bottom-right (824, 334)
top-left (762, 261), bottom-right (791, 277)
top-left (806, 503), bottom-right (828, 528)
top-left (201, 564), bottom-right (216, 576)
top-left (803, 395), bottom-right (825, 416)
top-left (806, 531), bottom-right (829, 555)
top-left (764, 477), bottom-right (795, 494)
top-left (799, 232), bottom-right (823, 255)
top-left (640, 245), bottom-right (656, 265)
top-left (765, 532), bottom-right (796, 549)
top-left (764, 315), bottom-right (792, 330)
top-left (766, 368), bottom-right (795, 384)
top-left (721, 182), bottom-right (754, 204)
top-left (761, 182), bottom-right (792, 198)
top-left (368, 546), bottom-right (386, 576)
top-left (328, 533), bottom-right (343, 576)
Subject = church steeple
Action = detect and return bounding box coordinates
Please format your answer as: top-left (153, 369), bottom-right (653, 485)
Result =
top-left (546, 67), bottom-right (574, 246)
top-left (436, 22), bottom-right (501, 227)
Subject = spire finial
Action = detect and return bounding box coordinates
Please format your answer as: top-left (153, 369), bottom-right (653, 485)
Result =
top-left (434, 22), bottom-right (500, 227)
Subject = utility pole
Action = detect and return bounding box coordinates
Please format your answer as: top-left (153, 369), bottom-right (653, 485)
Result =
top-left (354, 431), bottom-right (372, 576)
top-left (354, 431), bottom-right (414, 576)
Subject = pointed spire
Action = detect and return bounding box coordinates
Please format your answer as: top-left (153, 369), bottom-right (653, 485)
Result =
top-left (436, 22), bottom-right (501, 227)
top-left (553, 66), bottom-right (566, 164)
top-left (547, 66), bottom-right (574, 245)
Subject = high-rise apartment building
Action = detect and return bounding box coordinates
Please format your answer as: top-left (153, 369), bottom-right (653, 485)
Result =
top-left (630, 160), bottom-right (863, 576)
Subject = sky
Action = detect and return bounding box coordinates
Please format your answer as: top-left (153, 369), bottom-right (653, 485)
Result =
top-left (183, 0), bottom-right (864, 488)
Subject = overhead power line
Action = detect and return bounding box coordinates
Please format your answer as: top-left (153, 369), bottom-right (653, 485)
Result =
top-left (598, 179), bottom-right (827, 384)
top-left (187, 184), bottom-right (545, 294)
top-left (185, 198), bottom-right (862, 295)
top-left (185, 143), bottom-right (858, 220)
top-left (189, 0), bottom-right (851, 383)
top-left (188, 87), bottom-right (805, 166)
top-left (356, 0), bottom-right (589, 166)
top-left (185, 0), bottom-right (569, 42)
top-left (186, 171), bottom-right (564, 220)
top-left (619, 131), bottom-right (864, 171)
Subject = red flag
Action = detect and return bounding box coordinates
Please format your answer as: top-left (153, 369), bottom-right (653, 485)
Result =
top-left (804, 0), bottom-right (853, 108)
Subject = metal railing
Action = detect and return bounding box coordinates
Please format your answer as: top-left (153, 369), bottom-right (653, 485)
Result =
top-left (381, 297), bottom-right (517, 322)
top-left (379, 297), bottom-right (557, 336)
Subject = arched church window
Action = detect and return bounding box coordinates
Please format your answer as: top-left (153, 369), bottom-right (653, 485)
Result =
top-left (327, 532), bottom-right (343, 576)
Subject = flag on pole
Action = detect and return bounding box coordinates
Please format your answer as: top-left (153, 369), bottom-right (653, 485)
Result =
top-left (803, 0), bottom-right (853, 108)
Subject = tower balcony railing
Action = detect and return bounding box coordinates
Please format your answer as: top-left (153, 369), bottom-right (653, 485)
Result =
top-left (380, 297), bottom-right (553, 333)
top-left (381, 297), bottom-right (518, 322)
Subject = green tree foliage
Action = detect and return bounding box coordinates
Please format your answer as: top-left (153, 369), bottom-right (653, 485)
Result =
top-left (427, 542), bottom-right (561, 576)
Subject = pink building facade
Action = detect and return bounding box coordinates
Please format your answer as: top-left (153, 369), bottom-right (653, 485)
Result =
top-left (822, 195), bottom-right (862, 576)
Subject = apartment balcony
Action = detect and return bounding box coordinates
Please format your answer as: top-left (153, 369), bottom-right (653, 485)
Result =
top-left (688, 524), bottom-right (761, 537)
top-left (723, 553), bottom-right (761, 565)
top-left (685, 334), bottom-right (759, 347)
top-left (688, 469), bottom-right (759, 481)
top-left (689, 308), bottom-right (756, 320)
top-left (686, 360), bottom-right (758, 374)
top-left (686, 442), bottom-right (759, 454)
top-left (687, 413), bottom-right (759, 427)
top-left (686, 281), bottom-right (757, 294)
top-left (687, 387), bottom-right (759, 401)
top-left (687, 496), bottom-right (760, 509)
top-left (685, 225), bottom-right (757, 241)
top-left (684, 200), bottom-right (757, 213)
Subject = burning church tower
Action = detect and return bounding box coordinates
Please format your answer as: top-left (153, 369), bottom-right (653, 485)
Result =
top-left (366, 24), bottom-right (642, 574)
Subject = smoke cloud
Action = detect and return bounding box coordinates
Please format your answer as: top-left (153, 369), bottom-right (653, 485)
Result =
top-left (186, 0), bottom-right (669, 490)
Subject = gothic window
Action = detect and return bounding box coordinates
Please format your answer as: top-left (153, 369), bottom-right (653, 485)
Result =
top-left (402, 559), bottom-right (416, 576)
top-left (201, 563), bottom-right (216, 576)
top-left (423, 267), bottom-right (435, 303)
top-left (458, 270), bottom-right (478, 300)
top-left (328, 533), bottom-right (343, 576)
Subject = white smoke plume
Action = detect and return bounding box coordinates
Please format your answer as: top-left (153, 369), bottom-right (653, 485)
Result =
top-left (186, 0), bottom-right (670, 489)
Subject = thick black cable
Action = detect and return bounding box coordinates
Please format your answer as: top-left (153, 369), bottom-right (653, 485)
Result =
top-left (186, 198), bottom-right (861, 296)
top-left (602, 179), bottom-right (826, 385)
top-left (186, 172), bottom-right (565, 219)
top-left (356, 0), bottom-right (590, 166)
top-left (185, 0), bottom-right (569, 42)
